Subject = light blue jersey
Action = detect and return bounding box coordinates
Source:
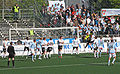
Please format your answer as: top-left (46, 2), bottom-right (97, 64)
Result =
top-left (98, 39), bottom-right (104, 47)
top-left (37, 40), bottom-right (42, 49)
top-left (108, 42), bottom-right (116, 53)
top-left (30, 42), bottom-right (36, 49)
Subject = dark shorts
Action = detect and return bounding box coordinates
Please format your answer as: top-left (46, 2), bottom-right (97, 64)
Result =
top-left (37, 48), bottom-right (40, 51)
top-left (8, 54), bottom-right (14, 58)
top-left (24, 47), bottom-right (29, 51)
top-left (73, 47), bottom-right (78, 50)
top-left (58, 45), bottom-right (62, 50)
top-left (47, 47), bottom-right (53, 52)
top-left (90, 41), bottom-right (94, 43)
top-left (42, 47), bottom-right (45, 53)
top-left (3, 48), bottom-right (6, 53)
top-left (94, 47), bottom-right (98, 50)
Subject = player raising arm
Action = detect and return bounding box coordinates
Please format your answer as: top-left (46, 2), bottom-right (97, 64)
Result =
top-left (71, 36), bottom-right (80, 55)
top-left (107, 39), bottom-right (117, 66)
top-left (58, 36), bottom-right (64, 58)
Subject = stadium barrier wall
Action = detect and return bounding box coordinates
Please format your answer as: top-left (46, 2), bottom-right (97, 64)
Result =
top-left (0, 37), bottom-right (120, 56)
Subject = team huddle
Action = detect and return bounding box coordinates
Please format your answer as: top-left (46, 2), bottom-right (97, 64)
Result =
top-left (1, 35), bottom-right (117, 67)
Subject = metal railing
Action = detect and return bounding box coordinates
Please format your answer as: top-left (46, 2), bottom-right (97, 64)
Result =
top-left (0, 9), bottom-right (34, 20)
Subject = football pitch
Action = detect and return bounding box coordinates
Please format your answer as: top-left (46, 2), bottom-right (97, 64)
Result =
top-left (0, 53), bottom-right (120, 74)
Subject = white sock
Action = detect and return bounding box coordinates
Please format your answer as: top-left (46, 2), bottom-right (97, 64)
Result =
top-left (112, 58), bottom-right (116, 63)
top-left (2, 54), bottom-right (3, 58)
top-left (35, 52), bottom-right (37, 59)
top-left (94, 51), bottom-right (96, 57)
top-left (43, 54), bottom-right (45, 58)
top-left (4, 54), bottom-right (6, 58)
top-left (97, 52), bottom-right (99, 58)
top-left (39, 53), bottom-right (42, 58)
top-left (60, 51), bottom-right (62, 56)
top-left (71, 50), bottom-right (73, 54)
top-left (32, 55), bottom-right (34, 61)
top-left (77, 50), bottom-right (79, 54)
top-left (76, 50), bottom-right (78, 54)
top-left (100, 51), bottom-right (101, 57)
top-left (49, 53), bottom-right (51, 57)
top-left (108, 60), bottom-right (110, 65)
top-left (46, 53), bottom-right (48, 58)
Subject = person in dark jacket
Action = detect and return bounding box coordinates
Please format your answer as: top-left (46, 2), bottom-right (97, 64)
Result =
top-left (7, 42), bottom-right (15, 68)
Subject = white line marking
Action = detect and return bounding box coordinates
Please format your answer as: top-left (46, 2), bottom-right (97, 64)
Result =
top-left (91, 62), bottom-right (120, 65)
top-left (0, 62), bottom-right (120, 71)
top-left (0, 64), bottom-right (85, 71)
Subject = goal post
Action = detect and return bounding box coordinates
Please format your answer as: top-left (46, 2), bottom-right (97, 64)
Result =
top-left (9, 27), bottom-right (79, 41)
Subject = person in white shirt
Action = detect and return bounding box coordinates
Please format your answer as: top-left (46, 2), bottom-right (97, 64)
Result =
top-left (87, 17), bottom-right (91, 24)
top-left (93, 36), bottom-right (98, 58)
top-left (72, 37), bottom-right (80, 55)
top-left (66, 16), bottom-right (71, 24)
top-left (97, 36), bottom-right (104, 58)
top-left (2, 38), bottom-right (8, 58)
top-left (58, 36), bottom-right (64, 58)
top-left (41, 37), bottom-right (48, 59)
top-left (22, 37), bottom-right (30, 59)
top-left (110, 16), bottom-right (115, 24)
top-left (107, 38), bottom-right (117, 66)
top-left (47, 38), bottom-right (54, 59)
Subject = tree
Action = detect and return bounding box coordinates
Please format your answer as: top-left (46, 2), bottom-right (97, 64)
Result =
top-left (0, 0), bottom-right (47, 9)
top-left (109, 0), bottom-right (120, 8)
top-left (90, 0), bottom-right (120, 11)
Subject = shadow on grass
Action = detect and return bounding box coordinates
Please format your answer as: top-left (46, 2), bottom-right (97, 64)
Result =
top-left (0, 66), bottom-right (8, 68)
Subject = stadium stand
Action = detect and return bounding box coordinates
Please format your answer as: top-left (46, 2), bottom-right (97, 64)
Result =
top-left (0, 0), bottom-right (120, 44)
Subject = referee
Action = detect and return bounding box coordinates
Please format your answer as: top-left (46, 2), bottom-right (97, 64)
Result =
top-left (7, 42), bottom-right (15, 68)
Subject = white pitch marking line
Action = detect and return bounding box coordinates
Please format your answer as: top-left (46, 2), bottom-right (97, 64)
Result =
top-left (0, 64), bottom-right (85, 71)
top-left (91, 62), bottom-right (120, 65)
top-left (1, 62), bottom-right (120, 71)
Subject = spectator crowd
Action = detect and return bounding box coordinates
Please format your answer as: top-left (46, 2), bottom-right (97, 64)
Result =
top-left (40, 3), bottom-right (120, 36)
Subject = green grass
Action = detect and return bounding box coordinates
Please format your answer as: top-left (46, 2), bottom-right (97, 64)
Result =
top-left (0, 53), bottom-right (120, 74)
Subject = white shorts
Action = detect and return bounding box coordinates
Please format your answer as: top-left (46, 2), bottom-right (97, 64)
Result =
top-left (31, 49), bottom-right (35, 54)
top-left (109, 53), bottom-right (116, 58)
